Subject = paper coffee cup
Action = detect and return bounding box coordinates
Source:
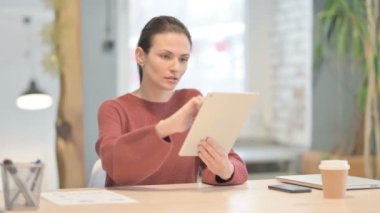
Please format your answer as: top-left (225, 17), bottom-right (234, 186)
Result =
top-left (319, 160), bottom-right (350, 199)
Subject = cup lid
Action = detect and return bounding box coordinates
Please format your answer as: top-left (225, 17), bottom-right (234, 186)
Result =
top-left (318, 160), bottom-right (350, 170)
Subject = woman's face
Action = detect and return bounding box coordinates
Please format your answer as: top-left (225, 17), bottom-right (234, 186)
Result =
top-left (136, 32), bottom-right (191, 91)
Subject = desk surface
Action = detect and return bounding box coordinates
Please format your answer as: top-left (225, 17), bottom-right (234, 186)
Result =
top-left (2, 179), bottom-right (380, 213)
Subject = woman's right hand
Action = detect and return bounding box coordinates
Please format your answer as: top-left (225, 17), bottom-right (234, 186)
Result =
top-left (156, 95), bottom-right (203, 138)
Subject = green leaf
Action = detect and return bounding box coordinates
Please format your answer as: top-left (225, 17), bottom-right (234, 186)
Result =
top-left (337, 16), bottom-right (349, 57)
top-left (314, 43), bottom-right (324, 70)
top-left (357, 84), bottom-right (368, 112)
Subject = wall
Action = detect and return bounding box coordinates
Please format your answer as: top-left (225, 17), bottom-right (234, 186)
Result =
top-left (81, 0), bottom-right (118, 182)
top-left (268, 0), bottom-right (312, 147)
top-left (0, 0), bottom-right (59, 190)
top-left (244, 0), bottom-right (273, 140)
top-left (0, 0), bottom-right (119, 188)
top-left (246, 0), bottom-right (312, 148)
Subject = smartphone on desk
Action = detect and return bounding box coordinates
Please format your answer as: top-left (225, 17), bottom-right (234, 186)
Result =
top-left (268, 184), bottom-right (312, 193)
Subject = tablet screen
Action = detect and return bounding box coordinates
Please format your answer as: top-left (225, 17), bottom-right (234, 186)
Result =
top-left (178, 92), bottom-right (259, 156)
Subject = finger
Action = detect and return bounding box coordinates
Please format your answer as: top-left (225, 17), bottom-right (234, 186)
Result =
top-left (199, 152), bottom-right (217, 172)
top-left (199, 140), bottom-right (215, 160)
top-left (198, 143), bottom-right (216, 168)
top-left (198, 149), bottom-right (211, 167)
top-left (192, 96), bottom-right (204, 109)
top-left (204, 138), bottom-right (221, 151)
top-left (201, 138), bottom-right (223, 161)
top-left (205, 138), bottom-right (228, 157)
top-left (200, 144), bottom-right (226, 173)
top-left (198, 151), bottom-right (211, 168)
top-left (198, 140), bottom-right (210, 157)
top-left (186, 96), bottom-right (202, 112)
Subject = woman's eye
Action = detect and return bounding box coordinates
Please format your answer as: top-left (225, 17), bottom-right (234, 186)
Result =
top-left (160, 54), bottom-right (170, 60)
top-left (179, 58), bottom-right (189, 63)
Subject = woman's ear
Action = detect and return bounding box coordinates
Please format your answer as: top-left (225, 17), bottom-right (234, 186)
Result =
top-left (135, 47), bottom-right (145, 66)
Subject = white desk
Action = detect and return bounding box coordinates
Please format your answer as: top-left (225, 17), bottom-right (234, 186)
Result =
top-left (1, 179), bottom-right (379, 213)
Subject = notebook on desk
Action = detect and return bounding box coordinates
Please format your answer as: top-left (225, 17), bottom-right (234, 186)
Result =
top-left (276, 174), bottom-right (380, 190)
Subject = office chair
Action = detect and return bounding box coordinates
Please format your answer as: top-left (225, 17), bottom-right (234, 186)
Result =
top-left (88, 159), bottom-right (106, 187)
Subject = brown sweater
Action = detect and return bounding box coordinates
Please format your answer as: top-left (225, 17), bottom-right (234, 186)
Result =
top-left (95, 89), bottom-right (248, 187)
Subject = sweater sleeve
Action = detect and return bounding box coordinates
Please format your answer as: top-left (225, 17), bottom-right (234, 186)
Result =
top-left (95, 100), bottom-right (172, 186)
top-left (201, 149), bottom-right (248, 186)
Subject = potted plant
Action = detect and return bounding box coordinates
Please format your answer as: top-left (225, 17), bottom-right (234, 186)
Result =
top-left (315, 0), bottom-right (379, 178)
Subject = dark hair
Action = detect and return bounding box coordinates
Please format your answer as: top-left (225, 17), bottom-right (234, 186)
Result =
top-left (137, 16), bottom-right (192, 82)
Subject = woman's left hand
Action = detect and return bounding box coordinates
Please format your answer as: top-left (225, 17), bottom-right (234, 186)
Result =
top-left (198, 137), bottom-right (234, 180)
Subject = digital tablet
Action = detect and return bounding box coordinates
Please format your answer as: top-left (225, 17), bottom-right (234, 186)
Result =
top-left (179, 92), bottom-right (259, 156)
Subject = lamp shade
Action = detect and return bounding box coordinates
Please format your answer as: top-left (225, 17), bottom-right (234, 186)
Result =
top-left (16, 79), bottom-right (53, 110)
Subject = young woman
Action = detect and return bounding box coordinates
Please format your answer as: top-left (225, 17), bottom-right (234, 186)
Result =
top-left (95, 16), bottom-right (248, 187)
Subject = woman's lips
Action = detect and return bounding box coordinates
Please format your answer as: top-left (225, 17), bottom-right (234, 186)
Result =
top-left (165, 76), bottom-right (179, 83)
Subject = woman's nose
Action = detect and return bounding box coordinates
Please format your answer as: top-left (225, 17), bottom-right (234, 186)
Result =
top-left (170, 59), bottom-right (180, 72)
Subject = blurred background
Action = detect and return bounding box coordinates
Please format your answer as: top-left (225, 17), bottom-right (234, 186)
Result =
top-left (1, 0), bottom-right (377, 190)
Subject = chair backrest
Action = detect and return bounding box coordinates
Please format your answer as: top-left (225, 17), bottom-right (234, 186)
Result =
top-left (88, 159), bottom-right (106, 187)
